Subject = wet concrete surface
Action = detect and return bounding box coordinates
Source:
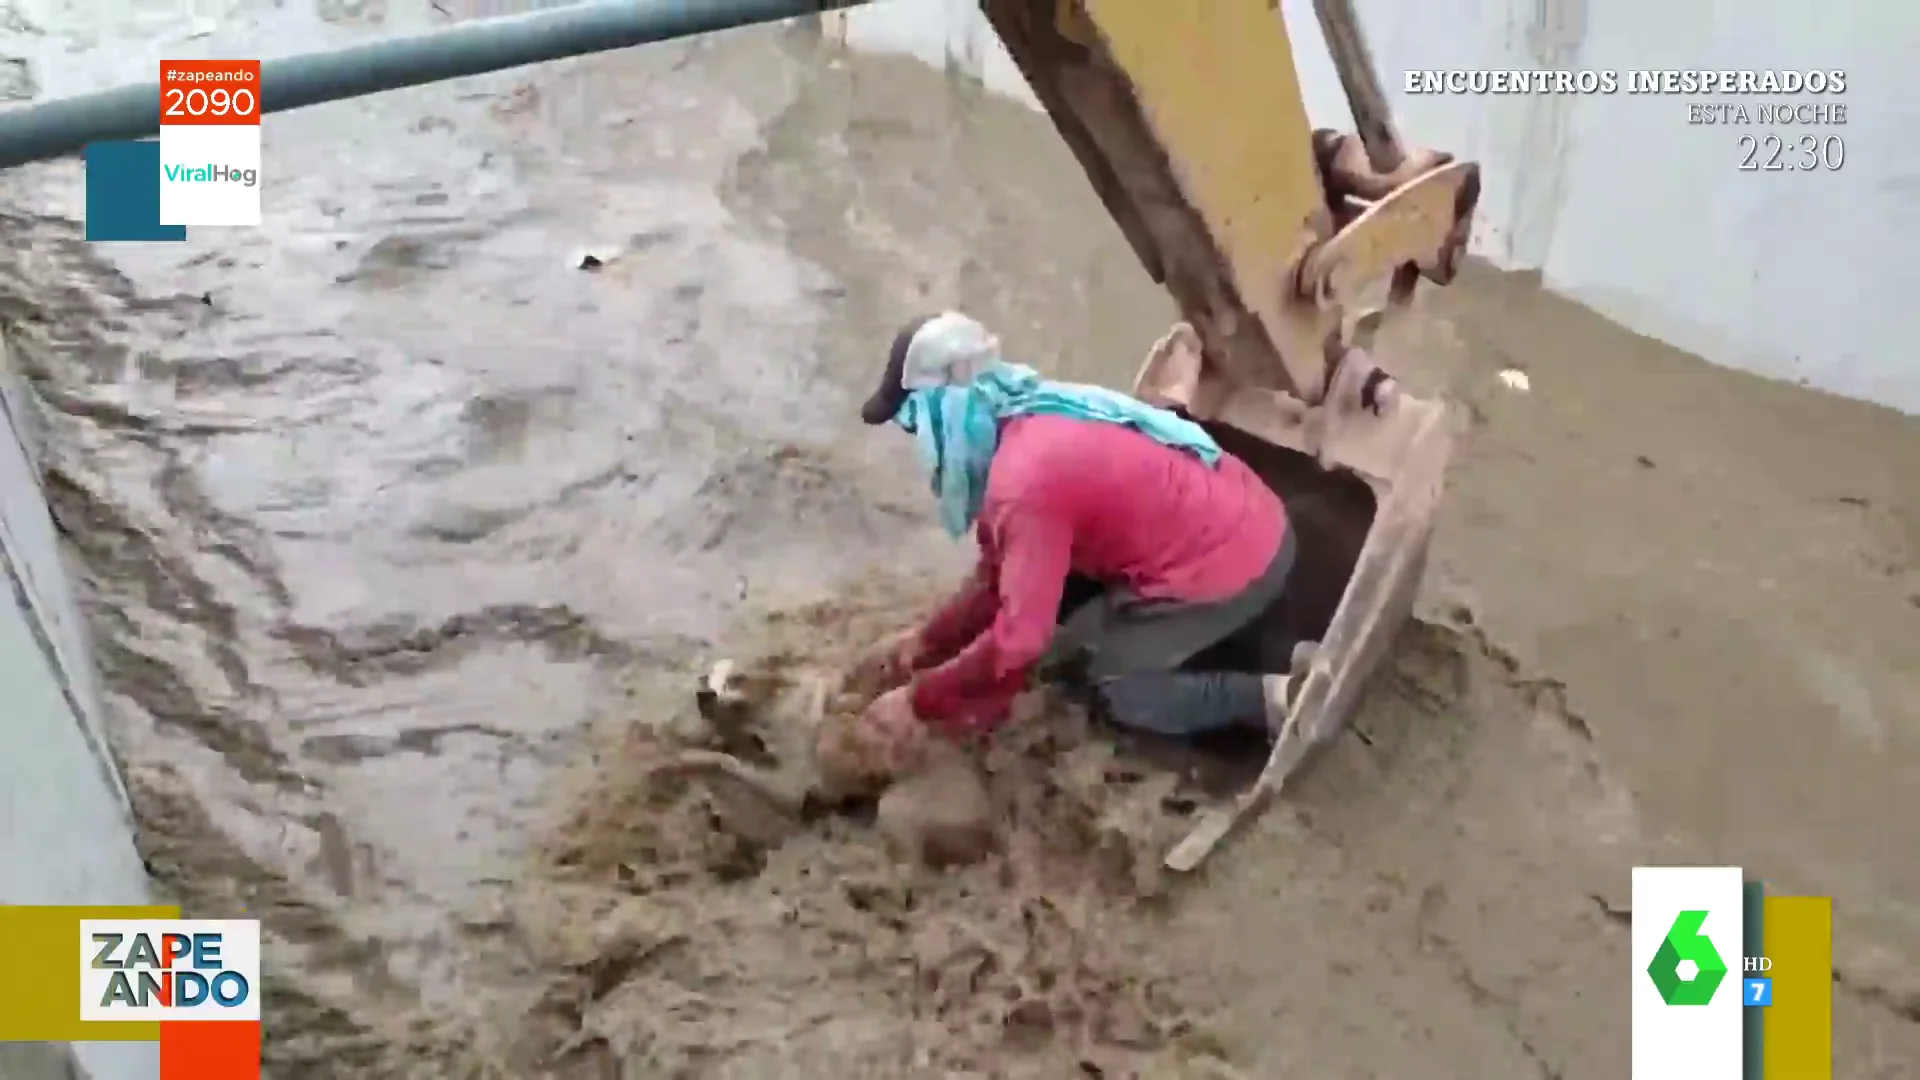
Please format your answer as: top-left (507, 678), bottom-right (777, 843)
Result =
top-left (5, 19), bottom-right (987, 1068)
top-left (0, 12), bottom-right (1916, 1077)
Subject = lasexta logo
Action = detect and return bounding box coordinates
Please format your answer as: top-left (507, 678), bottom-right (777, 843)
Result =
top-left (1647, 909), bottom-right (1729, 1005)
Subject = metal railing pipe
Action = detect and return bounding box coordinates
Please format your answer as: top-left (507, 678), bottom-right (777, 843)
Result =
top-left (0, 0), bottom-right (865, 171)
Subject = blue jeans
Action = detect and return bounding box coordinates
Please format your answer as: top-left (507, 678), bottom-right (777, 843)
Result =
top-left (1047, 530), bottom-right (1295, 736)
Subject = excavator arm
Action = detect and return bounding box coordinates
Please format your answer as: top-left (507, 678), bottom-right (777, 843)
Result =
top-left (982, 0), bottom-right (1333, 398)
top-left (980, 0), bottom-right (1482, 870)
top-left (982, 0), bottom-right (1478, 402)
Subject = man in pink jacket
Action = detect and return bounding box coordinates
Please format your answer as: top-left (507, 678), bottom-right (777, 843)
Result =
top-left (842, 312), bottom-right (1307, 776)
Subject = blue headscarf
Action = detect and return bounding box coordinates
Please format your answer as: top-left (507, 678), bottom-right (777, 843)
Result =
top-left (894, 348), bottom-right (1222, 537)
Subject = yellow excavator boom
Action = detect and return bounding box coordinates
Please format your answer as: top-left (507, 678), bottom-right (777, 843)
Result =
top-left (980, 0), bottom-right (1482, 870)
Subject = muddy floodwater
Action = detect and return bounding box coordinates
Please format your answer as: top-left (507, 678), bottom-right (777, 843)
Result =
top-left (3, 16), bottom-right (1917, 1078)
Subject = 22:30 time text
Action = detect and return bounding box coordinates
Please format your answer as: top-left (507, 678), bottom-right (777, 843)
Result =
top-left (1739, 134), bottom-right (1844, 171)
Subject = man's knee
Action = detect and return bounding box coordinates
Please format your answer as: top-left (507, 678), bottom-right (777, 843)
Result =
top-left (1093, 671), bottom-right (1266, 737)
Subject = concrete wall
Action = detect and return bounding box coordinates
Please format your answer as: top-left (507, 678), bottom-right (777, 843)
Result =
top-left (838, 0), bottom-right (1920, 415)
top-left (0, 6), bottom-right (355, 1078)
top-left (0, 333), bottom-right (158, 1078)
top-left (0, 8), bottom-right (195, 1075)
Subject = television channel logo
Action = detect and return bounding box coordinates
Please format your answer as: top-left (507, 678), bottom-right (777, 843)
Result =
top-left (1632, 866), bottom-right (1744, 1080)
top-left (80, 919), bottom-right (261, 1022)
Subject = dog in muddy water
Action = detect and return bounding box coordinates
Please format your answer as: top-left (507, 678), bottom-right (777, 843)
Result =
top-left (673, 657), bottom-right (997, 867)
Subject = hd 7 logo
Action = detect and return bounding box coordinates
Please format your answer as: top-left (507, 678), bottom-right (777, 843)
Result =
top-left (1647, 910), bottom-right (1730, 1006)
top-left (79, 919), bottom-right (261, 1022)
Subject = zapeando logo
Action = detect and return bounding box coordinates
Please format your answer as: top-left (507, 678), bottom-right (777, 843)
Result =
top-left (79, 918), bottom-right (260, 1023)
top-left (1647, 910), bottom-right (1729, 1005)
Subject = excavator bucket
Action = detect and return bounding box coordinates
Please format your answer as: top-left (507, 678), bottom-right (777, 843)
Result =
top-left (981, 0), bottom-right (1479, 870)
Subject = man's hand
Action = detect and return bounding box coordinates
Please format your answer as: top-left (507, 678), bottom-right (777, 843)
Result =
top-left (846, 628), bottom-right (921, 697)
top-left (856, 686), bottom-right (930, 774)
top-left (815, 685), bottom-right (929, 797)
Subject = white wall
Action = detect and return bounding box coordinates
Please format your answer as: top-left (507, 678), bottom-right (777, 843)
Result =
top-left (840, 0), bottom-right (1920, 415)
top-left (0, 336), bottom-right (158, 1080)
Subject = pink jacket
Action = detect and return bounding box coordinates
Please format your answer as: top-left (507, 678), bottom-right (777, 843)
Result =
top-left (908, 413), bottom-right (1286, 731)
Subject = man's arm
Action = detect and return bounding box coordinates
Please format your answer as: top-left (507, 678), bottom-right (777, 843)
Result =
top-left (912, 560), bottom-right (998, 671)
top-left (910, 505), bottom-right (1072, 733)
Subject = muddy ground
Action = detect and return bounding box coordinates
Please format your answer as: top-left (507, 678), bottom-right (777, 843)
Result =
top-left (2, 14), bottom-right (1915, 1078)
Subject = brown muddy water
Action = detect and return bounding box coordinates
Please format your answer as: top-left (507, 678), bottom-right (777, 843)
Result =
top-left (2, 17), bottom-right (1918, 1079)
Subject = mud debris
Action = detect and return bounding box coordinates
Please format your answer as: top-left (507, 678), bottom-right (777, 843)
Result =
top-left (519, 584), bottom-right (1236, 1078)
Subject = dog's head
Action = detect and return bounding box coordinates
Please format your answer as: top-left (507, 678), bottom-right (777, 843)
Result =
top-left (692, 657), bottom-right (891, 801)
top-left (693, 658), bottom-right (747, 725)
top-left (694, 658), bottom-right (842, 758)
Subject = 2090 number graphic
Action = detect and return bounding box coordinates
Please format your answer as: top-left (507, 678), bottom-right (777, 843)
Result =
top-left (1739, 134), bottom-right (1844, 171)
top-left (162, 87), bottom-right (256, 118)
